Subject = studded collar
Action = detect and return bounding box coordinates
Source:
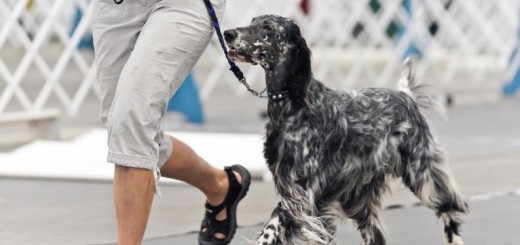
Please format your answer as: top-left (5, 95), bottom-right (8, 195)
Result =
top-left (267, 91), bottom-right (289, 101)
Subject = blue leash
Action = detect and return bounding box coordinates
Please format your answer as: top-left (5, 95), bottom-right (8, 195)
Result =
top-left (202, 0), bottom-right (265, 97)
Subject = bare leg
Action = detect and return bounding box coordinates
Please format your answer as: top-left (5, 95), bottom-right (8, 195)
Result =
top-left (160, 136), bottom-right (242, 239)
top-left (113, 136), bottom-right (242, 244)
top-left (114, 165), bottom-right (155, 245)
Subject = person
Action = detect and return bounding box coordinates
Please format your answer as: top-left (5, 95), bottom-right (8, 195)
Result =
top-left (90, 0), bottom-right (251, 244)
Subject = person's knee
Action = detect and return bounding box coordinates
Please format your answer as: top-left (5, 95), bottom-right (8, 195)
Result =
top-left (105, 101), bottom-right (162, 170)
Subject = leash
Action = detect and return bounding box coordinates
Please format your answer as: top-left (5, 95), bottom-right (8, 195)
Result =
top-left (201, 0), bottom-right (266, 98)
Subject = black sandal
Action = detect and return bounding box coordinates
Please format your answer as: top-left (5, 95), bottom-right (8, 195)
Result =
top-left (198, 165), bottom-right (251, 245)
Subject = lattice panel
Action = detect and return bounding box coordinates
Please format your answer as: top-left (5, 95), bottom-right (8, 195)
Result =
top-left (197, 0), bottom-right (518, 98)
top-left (0, 0), bottom-right (95, 116)
top-left (0, 0), bottom-right (517, 118)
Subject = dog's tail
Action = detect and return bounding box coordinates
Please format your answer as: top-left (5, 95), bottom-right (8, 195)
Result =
top-left (397, 57), bottom-right (446, 119)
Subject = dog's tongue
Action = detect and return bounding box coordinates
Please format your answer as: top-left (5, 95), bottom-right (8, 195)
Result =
top-left (251, 50), bottom-right (262, 59)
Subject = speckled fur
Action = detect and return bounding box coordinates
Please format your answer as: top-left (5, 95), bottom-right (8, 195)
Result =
top-left (225, 15), bottom-right (468, 245)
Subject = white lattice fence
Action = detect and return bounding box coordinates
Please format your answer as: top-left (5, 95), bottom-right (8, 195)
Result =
top-left (0, 0), bottom-right (95, 117)
top-left (197, 0), bottom-right (518, 99)
top-left (0, 0), bottom-right (518, 121)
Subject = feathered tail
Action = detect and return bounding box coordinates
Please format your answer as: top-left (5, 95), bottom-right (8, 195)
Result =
top-left (397, 57), bottom-right (447, 119)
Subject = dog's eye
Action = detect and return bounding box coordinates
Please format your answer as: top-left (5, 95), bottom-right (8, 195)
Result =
top-left (263, 25), bottom-right (273, 31)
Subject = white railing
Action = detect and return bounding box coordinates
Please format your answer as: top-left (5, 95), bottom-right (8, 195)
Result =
top-left (0, 0), bottom-right (94, 117)
top-left (0, 0), bottom-right (518, 120)
top-left (199, 0), bottom-right (518, 98)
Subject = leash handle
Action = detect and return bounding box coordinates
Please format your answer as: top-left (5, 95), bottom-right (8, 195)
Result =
top-left (202, 0), bottom-right (265, 97)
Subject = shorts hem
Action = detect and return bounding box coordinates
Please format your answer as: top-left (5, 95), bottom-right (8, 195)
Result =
top-left (107, 152), bottom-right (157, 170)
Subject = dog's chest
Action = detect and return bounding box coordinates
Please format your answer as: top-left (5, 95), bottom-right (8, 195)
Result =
top-left (263, 119), bottom-right (317, 165)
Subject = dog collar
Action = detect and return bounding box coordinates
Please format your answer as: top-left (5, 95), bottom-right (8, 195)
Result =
top-left (268, 91), bottom-right (289, 101)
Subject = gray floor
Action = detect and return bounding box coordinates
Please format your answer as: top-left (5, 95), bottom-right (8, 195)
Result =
top-left (146, 195), bottom-right (520, 245)
top-left (1, 92), bottom-right (519, 244)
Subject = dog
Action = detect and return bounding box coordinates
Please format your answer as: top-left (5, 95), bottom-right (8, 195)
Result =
top-left (223, 15), bottom-right (468, 245)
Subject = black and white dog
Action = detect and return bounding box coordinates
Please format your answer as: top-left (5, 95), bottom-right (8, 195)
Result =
top-left (224, 15), bottom-right (468, 245)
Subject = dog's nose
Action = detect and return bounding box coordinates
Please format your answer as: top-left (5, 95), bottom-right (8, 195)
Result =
top-left (223, 30), bottom-right (237, 42)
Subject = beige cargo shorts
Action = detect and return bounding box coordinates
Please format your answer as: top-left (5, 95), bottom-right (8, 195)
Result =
top-left (91, 0), bottom-right (225, 190)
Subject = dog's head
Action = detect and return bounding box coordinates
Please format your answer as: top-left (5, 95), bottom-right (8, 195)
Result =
top-left (223, 15), bottom-right (308, 68)
top-left (224, 15), bottom-right (312, 106)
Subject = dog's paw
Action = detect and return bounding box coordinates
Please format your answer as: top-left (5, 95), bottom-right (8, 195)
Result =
top-left (446, 234), bottom-right (464, 245)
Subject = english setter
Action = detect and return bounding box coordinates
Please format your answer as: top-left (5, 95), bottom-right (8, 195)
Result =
top-left (224, 15), bottom-right (468, 245)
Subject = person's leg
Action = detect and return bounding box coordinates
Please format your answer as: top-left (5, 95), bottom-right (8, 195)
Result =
top-left (96, 0), bottom-right (232, 242)
top-left (101, 0), bottom-right (230, 242)
top-left (160, 136), bottom-right (240, 226)
top-left (91, 0), bottom-right (154, 243)
top-left (113, 166), bottom-right (155, 244)
top-left (141, 0), bottom-right (245, 239)
top-left (146, 0), bottom-right (234, 237)
top-left (159, 135), bottom-right (250, 241)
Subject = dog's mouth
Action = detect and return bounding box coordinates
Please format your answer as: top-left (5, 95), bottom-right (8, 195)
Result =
top-left (227, 46), bottom-right (265, 64)
top-left (227, 47), bottom-right (247, 62)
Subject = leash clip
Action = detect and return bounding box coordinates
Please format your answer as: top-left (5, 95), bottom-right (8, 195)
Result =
top-left (239, 78), bottom-right (258, 96)
top-left (239, 78), bottom-right (268, 98)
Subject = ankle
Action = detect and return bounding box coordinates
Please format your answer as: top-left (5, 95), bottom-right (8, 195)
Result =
top-left (205, 170), bottom-right (228, 205)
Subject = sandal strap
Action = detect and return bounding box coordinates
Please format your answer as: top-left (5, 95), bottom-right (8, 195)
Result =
top-left (204, 166), bottom-right (241, 217)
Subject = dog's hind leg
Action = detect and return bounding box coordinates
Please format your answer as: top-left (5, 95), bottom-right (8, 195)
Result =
top-left (439, 211), bottom-right (465, 245)
top-left (402, 145), bottom-right (468, 245)
top-left (341, 185), bottom-right (387, 245)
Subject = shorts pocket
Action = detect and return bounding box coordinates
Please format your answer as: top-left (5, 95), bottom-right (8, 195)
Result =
top-left (91, 0), bottom-right (124, 23)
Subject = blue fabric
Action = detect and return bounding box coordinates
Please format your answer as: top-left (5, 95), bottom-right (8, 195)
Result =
top-left (399, 0), bottom-right (422, 60)
top-left (504, 29), bottom-right (520, 95)
top-left (167, 73), bottom-right (204, 123)
top-left (504, 67), bottom-right (520, 96)
top-left (70, 6), bottom-right (93, 50)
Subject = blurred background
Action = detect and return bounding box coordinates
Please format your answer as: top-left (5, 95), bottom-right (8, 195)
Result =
top-left (0, 0), bottom-right (519, 244)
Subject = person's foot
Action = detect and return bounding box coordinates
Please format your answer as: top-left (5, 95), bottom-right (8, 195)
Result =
top-left (198, 165), bottom-right (251, 245)
top-left (205, 169), bottom-right (242, 239)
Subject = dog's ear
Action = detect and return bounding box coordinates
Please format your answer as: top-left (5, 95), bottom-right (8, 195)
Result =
top-left (287, 24), bottom-right (312, 107)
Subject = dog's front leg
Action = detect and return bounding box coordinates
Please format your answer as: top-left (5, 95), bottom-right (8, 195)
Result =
top-left (255, 199), bottom-right (334, 245)
top-left (255, 204), bottom-right (284, 245)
